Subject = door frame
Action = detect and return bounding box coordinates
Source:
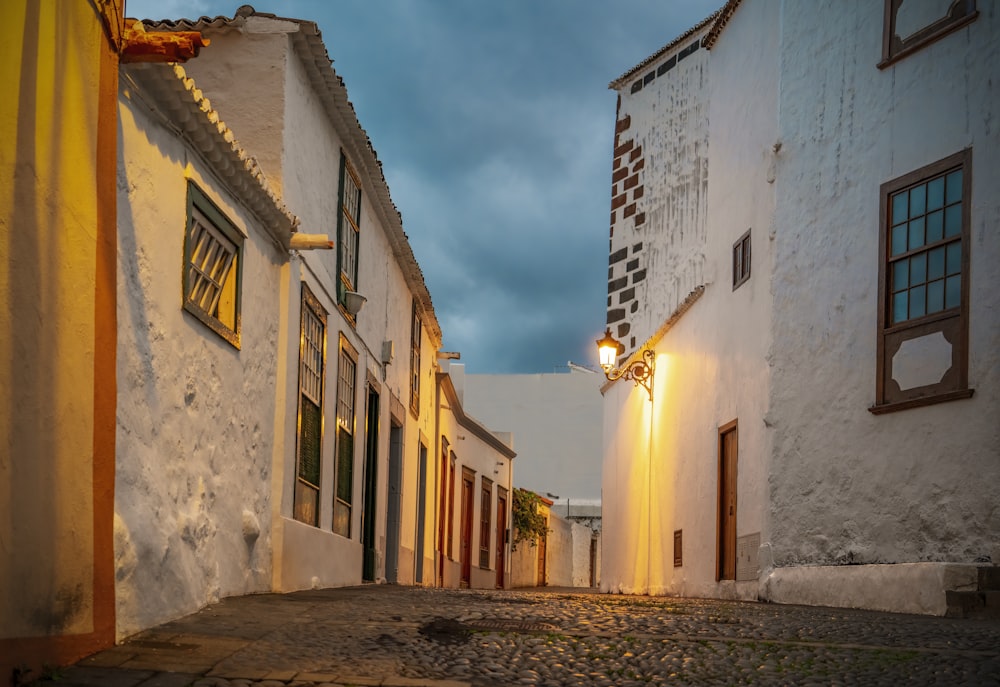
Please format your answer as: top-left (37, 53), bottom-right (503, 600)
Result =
top-left (717, 419), bottom-right (738, 581)
top-left (361, 384), bottom-right (380, 581)
top-left (495, 487), bottom-right (508, 589)
top-left (459, 467), bottom-right (475, 588)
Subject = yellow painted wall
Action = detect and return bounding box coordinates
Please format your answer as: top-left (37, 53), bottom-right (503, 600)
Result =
top-left (0, 0), bottom-right (118, 674)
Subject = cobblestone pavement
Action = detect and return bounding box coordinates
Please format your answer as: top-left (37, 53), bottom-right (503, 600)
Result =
top-left (59, 585), bottom-right (999, 687)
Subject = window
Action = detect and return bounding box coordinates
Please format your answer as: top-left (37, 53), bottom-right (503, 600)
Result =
top-left (879, 0), bottom-right (978, 69)
top-left (732, 229), bottom-right (751, 290)
top-left (334, 337), bottom-right (358, 536)
top-left (337, 154), bottom-right (362, 306)
top-left (294, 285), bottom-right (326, 526)
top-left (184, 183), bottom-right (242, 348)
top-left (674, 530), bottom-right (683, 567)
top-left (873, 149), bottom-right (973, 413)
top-left (479, 478), bottom-right (493, 569)
top-left (410, 301), bottom-right (422, 416)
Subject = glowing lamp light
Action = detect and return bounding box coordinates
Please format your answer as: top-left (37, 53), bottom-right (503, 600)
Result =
top-left (595, 328), bottom-right (655, 401)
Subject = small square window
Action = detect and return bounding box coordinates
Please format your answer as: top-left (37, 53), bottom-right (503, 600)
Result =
top-left (183, 183), bottom-right (242, 348)
top-left (674, 529), bottom-right (683, 567)
top-left (732, 229), bottom-right (751, 290)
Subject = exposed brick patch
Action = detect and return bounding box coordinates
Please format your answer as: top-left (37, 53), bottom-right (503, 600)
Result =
top-left (632, 268), bottom-right (647, 283)
top-left (613, 157), bottom-right (622, 170)
top-left (609, 248), bottom-right (628, 265)
top-left (635, 212), bottom-right (646, 227)
top-left (607, 308), bottom-right (626, 324)
top-left (610, 211), bottom-right (616, 225)
top-left (632, 158), bottom-right (645, 172)
top-left (632, 186), bottom-right (644, 200)
top-left (632, 242), bottom-right (643, 253)
top-left (607, 296), bottom-right (612, 307)
top-left (611, 194), bottom-right (627, 211)
top-left (630, 302), bottom-right (639, 313)
top-left (623, 203), bottom-right (636, 218)
top-left (617, 323), bottom-right (631, 338)
top-left (630, 336), bottom-right (636, 348)
top-left (619, 287), bottom-right (635, 303)
top-left (623, 174), bottom-right (639, 190)
top-left (608, 277), bottom-right (628, 292)
top-left (615, 115), bottom-right (632, 134)
top-left (608, 267), bottom-right (614, 280)
top-left (612, 184), bottom-right (618, 196)
top-left (613, 140), bottom-right (634, 157)
top-left (630, 147), bottom-right (642, 163)
top-left (627, 259), bottom-right (639, 272)
top-left (612, 167), bottom-right (629, 183)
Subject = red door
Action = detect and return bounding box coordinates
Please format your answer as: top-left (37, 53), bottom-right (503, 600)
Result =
top-left (460, 470), bottom-right (474, 588)
top-left (718, 421), bottom-right (738, 581)
top-left (495, 490), bottom-right (507, 588)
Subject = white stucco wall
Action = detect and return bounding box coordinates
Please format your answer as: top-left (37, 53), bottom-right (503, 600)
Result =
top-left (601, 2), bottom-right (777, 601)
top-left (461, 366), bottom-right (604, 501)
top-left (115, 88), bottom-right (282, 638)
top-left (602, 0), bottom-right (999, 615)
top-left (179, 16), bottom-right (447, 593)
top-left (767, 1), bottom-right (1000, 571)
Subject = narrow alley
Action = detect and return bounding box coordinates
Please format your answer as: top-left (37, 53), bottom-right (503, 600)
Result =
top-left (62, 586), bottom-right (1000, 686)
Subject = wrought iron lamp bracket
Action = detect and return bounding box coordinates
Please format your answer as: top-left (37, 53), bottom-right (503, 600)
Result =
top-left (604, 348), bottom-right (655, 401)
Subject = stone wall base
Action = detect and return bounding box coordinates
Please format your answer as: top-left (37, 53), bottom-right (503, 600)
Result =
top-left (760, 562), bottom-right (981, 616)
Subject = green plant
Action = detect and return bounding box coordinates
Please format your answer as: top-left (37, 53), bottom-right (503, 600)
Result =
top-left (510, 488), bottom-right (550, 551)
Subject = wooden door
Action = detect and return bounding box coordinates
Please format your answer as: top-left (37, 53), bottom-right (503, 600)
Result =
top-left (495, 489), bottom-right (507, 588)
top-left (384, 424), bottom-right (402, 583)
top-left (460, 469), bottom-right (474, 588)
top-left (718, 421), bottom-right (738, 581)
top-left (361, 387), bottom-right (379, 582)
top-left (536, 526), bottom-right (547, 586)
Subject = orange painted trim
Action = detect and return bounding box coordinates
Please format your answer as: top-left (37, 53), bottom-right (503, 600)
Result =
top-left (91, 5), bottom-right (119, 649)
top-left (0, 8), bottom-right (120, 680)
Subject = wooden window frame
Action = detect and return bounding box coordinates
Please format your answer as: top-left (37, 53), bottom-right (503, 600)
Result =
top-left (183, 182), bottom-right (243, 348)
top-left (673, 529), bottom-right (683, 567)
top-left (872, 149), bottom-right (974, 414)
top-left (878, 0), bottom-right (978, 69)
top-left (336, 153), bottom-right (362, 309)
top-left (732, 228), bottom-right (751, 290)
top-left (409, 301), bottom-right (422, 417)
top-left (333, 335), bottom-right (359, 537)
top-left (479, 477), bottom-right (493, 570)
top-left (293, 284), bottom-right (326, 526)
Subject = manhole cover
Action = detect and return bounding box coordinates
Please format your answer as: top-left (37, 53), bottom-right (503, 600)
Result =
top-left (463, 618), bottom-right (559, 633)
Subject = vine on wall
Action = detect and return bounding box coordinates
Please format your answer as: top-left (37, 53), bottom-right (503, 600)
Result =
top-left (511, 487), bottom-right (550, 551)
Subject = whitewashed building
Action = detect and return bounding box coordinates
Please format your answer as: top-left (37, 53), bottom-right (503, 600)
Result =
top-left (109, 6), bottom-right (517, 639)
top-left (116, 61), bottom-right (297, 637)
top-left (601, 0), bottom-right (999, 615)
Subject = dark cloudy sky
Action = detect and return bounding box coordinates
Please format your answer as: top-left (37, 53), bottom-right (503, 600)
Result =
top-left (126, 0), bottom-right (720, 373)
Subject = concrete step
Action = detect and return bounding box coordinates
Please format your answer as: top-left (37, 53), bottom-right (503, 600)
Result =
top-left (945, 590), bottom-right (1000, 619)
top-left (978, 565), bottom-right (1000, 591)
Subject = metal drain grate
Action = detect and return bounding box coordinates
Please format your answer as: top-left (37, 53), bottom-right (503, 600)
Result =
top-left (463, 618), bottom-right (559, 633)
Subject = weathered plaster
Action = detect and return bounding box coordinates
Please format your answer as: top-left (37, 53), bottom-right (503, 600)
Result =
top-left (115, 89), bottom-right (282, 638)
top-left (767, 0), bottom-right (1000, 571)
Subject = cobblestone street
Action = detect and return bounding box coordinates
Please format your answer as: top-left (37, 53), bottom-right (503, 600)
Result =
top-left (57, 585), bottom-right (1000, 686)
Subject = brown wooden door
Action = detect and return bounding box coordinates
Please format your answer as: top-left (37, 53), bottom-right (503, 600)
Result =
top-left (718, 421), bottom-right (738, 580)
top-left (495, 490), bottom-right (507, 589)
top-left (536, 526), bottom-right (547, 586)
top-left (460, 470), bottom-right (474, 588)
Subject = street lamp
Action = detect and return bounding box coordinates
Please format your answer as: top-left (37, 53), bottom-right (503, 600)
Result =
top-left (596, 328), bottom-right (654, 401)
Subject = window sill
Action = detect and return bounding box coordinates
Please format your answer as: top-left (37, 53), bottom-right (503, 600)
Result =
top-left (868, 388), bottom-right (974, 415)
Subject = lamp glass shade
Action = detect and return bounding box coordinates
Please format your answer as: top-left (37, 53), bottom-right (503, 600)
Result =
top-left (596, 329), bottom-right (620, 369)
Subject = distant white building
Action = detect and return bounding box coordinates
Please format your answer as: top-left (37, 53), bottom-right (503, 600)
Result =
top-left (457, 364), bottom-right (604, 508)
top-left (601, 0), bottom-right (999, 616)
